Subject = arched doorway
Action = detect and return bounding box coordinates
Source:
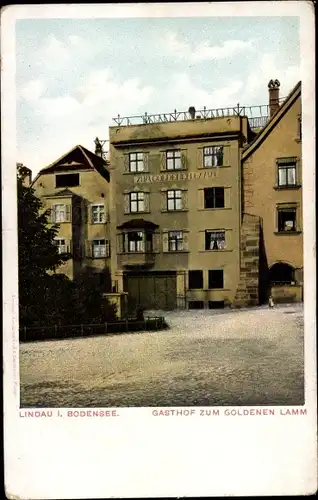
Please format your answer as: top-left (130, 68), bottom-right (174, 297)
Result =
top-left (269, 262), bottom-right (295, 285)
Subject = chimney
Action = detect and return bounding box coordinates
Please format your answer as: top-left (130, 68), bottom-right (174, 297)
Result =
top-left (268, 79), bottom-right (280, 118)
top-left (94, 137), bottom-right (103, 157)
top-left (188, 106), bottom-right (196, 120)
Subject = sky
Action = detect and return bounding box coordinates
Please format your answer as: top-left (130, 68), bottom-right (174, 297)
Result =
top-left (15, 16), bottom-right (300, 175)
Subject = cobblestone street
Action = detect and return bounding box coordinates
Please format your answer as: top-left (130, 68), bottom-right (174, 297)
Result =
top-left (20, 304), bottom-right (304, 407)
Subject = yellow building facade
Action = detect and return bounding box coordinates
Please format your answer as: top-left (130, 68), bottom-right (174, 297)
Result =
top-left (30, 80), bottom-right (303, 311)
top-left (31, 145), bottom-right (113, 289)
top-left (241, 81), bottom-right (303, 304)
top-left (108, 112), bottom-right (257, 311)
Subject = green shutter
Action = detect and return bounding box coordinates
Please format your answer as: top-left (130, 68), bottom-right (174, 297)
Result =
top-left (181, 152), bottom-right (187, 169)
top-left (124, 154), bottom-right (130, 173)
top-left (143, 153), bottom-right (149, 172)
top-left (65, 204), bottom-right (71, 222)
top-left (124, 194), bottom-right (130, 214)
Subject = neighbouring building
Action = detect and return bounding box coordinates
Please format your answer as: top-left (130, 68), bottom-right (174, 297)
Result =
top-left (238, 80), bottom-right (303, 305)
top-left (31, 145), bottom-right (113, 288)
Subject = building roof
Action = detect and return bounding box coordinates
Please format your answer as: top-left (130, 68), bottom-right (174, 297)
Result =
top-left (32, 145), bottom-right (110, 185)
top-left (117, 219), bottom-right (159, 230)
top-left (242, 81), bottom-right (301, 161)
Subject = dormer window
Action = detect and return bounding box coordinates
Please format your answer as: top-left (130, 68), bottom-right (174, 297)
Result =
top-left (55, 173), bottom-right (80, 188)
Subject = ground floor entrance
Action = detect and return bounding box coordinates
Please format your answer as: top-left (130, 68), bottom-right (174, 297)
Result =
top-left (123, 271), bottom-right (177, 312)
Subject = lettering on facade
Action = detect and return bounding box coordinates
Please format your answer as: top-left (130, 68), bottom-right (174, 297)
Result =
top-left (133, 170), bottom-right (217, 184)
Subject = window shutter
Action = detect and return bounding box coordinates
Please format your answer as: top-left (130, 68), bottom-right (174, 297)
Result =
top-left (160, 152), bottom-right (166, 171)
top-left (162, 232), bottom-right (169, 252)
top-left (104, 204), bottom-right (108, 223)
top-left (65, 239), bottom-right (71, 253)
top-left (51, 205), bottom-right (56, 223)
top-left (124, 194), bottom-right (130, 214)
top-left (124, 154), bottom-right (129, 173)
top-left (181, 190), bottom-right (188, 210)
top-left (197, 148), bottom-right (203, 168)
top-left (152, 232), bottom-right (159, 252)
top-left (183, 232), bottom-right (189, 251)
top-left (106, 240), bottom-right (110, 257)
top-left (160, 191), bottom-right (167, 211)
top-left (65, 204), bottom-right (71, 222)
top-left (144, 192), bottom-right (150, 212)
top-left (181, 152), bottom-right (187, 170)
top-left (85, 240), bottom-right (92, 258)
top-left (143, 153), bottom-right (149, 172)
top-left (117, 233), bottom-right (124, 253)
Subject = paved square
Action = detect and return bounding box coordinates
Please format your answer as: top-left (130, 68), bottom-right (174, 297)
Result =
top-left (20, 304), bottom-right (304, 407)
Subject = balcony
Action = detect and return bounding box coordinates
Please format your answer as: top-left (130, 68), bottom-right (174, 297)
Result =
top-left (119, 251), bottom-right (156, 268)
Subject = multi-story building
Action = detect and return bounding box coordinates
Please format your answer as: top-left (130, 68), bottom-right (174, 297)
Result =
top-left (239, 80), bottom-right (303, 304)
top-left (29, 79), bottom-right (302, 312)
top-left (31, 145), bottom-right (112, 289)
top-left (108, 105), bottom-right (259, 311)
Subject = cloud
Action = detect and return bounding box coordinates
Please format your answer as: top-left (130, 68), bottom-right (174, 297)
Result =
top-left (163, 32), bottom-right (255, 62)
top-left (17, 69), bottom-right (154, 174)
top-left (162, 72), bottom-right (244, 110)
top-left (240, 53), bottom-right (300, 104)
top-left (19, 79), bottom-right (46, 101)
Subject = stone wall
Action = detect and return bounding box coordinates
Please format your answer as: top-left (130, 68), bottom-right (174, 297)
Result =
top-left (233, 214), bottom-right (261, 307)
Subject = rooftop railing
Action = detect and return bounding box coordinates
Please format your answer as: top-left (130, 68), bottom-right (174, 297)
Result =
top-left (112, 98), bottom-right (286, 131)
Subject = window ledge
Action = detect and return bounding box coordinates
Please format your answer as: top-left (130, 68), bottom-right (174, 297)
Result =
top-left (161, 209), bottom-right (188, 213)
top-left (199, 207), bottom-right (229, 211)
top-left (197, 165), bottom-right (231, 170)
top-left (125, 211), bottom-right (151, 215)
top-left (123, 171), bottom-right (150, 175)
top-left (119, 251), bottom-right (159, 255)
top-left (160, 168), bottom-right (188, 173)
top-left (206, 288), bottom-right (229, 291)
top-left (274, 231), bottom-right (302, 235)
top-left (163, 250), bottom-right (190, 254)
top-left (274, 185), bottom-right (301, 190)
top-left (200, 249), bottom-right (232, 253)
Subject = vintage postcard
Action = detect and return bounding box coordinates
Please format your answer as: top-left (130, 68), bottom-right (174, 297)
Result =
top-left (2, 2), bottom-right (317, 498)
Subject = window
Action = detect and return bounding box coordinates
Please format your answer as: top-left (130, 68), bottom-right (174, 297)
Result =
top-left (129, 152), bottom-right (144, 172)
top-left (127, 231), bottom-right (144, 252)
top-left (188, 270), bottom-right (203, 289)
top-left (168, 231), bottom-right (183, 251)
top-left (92, 239), bottom-right (109, 258)
top-left (277, 158), bottom-right (297, 187)
top-left (91, 204), bottom-right (106, 223)
top-left (277, 207), bottom-right (297, 232)
top-left (208, 270), bottom-right (224, 289)
top-left (203, 146), bottom-right (223, 167)
top-left (166, 150), bottom-right (181, 170)
top-left (188, 301), bottom-right (204, 310)
top-left (51, 204), bottom-right (71, 223)
top-left (204, 187), bottom-right (225, 208)
top-left (208, 300), bottom-right (225, 309)
top-left (130, 192), bottom-right (145, 213)
top-left (55, 173), bottom-right (79, 188)
top-left (54, 239), bottom-right (68, 254)
top-left (205, 231), bottom-right (226, 250)
top-left (167, 190), bottom-right (182, 211)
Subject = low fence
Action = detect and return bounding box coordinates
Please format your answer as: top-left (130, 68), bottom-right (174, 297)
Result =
top-left (20, 316), bottom-right (168, 342)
